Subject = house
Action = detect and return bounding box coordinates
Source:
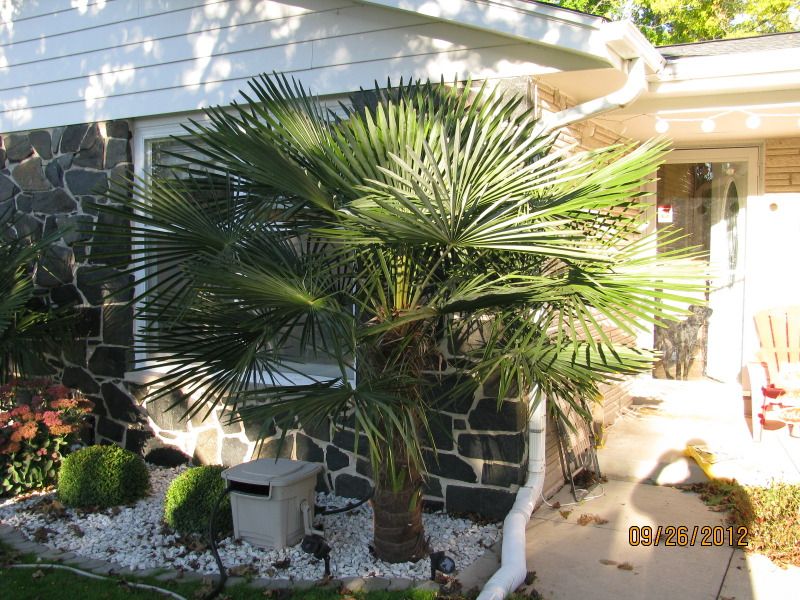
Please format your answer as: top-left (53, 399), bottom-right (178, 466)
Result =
top-left (1, 0), bottom-right (798, 518)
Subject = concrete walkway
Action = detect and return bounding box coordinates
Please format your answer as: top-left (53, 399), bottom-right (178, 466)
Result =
top-left (522, 377), bottom-right (800, 600)
top-left (599, 378), bottom-right (800, 487)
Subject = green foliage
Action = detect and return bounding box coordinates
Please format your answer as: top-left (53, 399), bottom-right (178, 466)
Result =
top-left (684, 478), bottom-right (800, 567)
top-left (57, 445), bottom-right (150, 508)
top-left (0, 380), bottom-right (93, 497)
top-left (549, 1), bottom-right (798, 45)
top-left (163, 465), bottom-right (232, 536)
top-left (731, 481), bottom-right (800, 566)
top-left (92, 73), bottom-right (705, 559)
top-left (0, 208), bottom-right (74, 383)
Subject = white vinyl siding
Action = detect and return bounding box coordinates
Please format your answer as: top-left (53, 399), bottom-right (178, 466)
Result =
top-left (0, 0), bottom-right (609, 132)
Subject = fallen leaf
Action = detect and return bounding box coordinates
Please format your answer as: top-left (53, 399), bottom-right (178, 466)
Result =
top-left (577, 513), bottom-right (608, 526)
top-left (559, 510), bottom-right (572, 520)
top-left (33, 527), bottom-right (54, 543)
top-left (617, 562), bottom-right (634, 571)
top-left (229, 564), bottom-right (258, 577)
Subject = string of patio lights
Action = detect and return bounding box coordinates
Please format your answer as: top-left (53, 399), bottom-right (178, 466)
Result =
top-left (653, 108), bottom-right (800, 134)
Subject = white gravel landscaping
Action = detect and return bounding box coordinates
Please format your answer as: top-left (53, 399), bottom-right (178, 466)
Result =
top-left (0, 464), bottom-right (500, 582)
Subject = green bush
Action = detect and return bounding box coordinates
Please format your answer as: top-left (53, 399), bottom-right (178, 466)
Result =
top-left (1, 379), bottom-right (93, 497)
top-left (58, 445), bottom-right (150, 508)
top-left (164, 465), bottom-right (232, 536)
top-left (684, 478), bottom-right (800, 567)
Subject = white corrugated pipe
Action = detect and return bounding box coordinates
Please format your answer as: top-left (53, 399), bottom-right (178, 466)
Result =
top-left (476, 390), bottom-right (547, 600)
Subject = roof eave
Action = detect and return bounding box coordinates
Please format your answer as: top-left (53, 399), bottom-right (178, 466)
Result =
top-left (354, 0), bottom-right (630, 68)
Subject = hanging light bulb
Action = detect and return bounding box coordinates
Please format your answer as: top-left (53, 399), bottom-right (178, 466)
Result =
top-left (701, 118), bottom-right (716, 133)
top-left (655, 119), bottom-right (669, 133)
top-left (745, 114), bottom-right (761, 129)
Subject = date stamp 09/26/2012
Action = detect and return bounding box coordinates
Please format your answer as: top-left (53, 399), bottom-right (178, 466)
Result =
top-left (628, 525), bottom-right (749, 547)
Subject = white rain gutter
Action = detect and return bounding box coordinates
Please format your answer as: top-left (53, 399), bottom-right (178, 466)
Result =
top-left (477, 22), bottom-right (665, 600)
top-left (539, 20), bottom-right (665, 135)
top-left (476, 389), bottom-right (546, 600)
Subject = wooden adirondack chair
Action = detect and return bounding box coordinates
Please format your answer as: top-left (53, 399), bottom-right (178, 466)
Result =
top-left (747, 306), bottom-right (800, 441)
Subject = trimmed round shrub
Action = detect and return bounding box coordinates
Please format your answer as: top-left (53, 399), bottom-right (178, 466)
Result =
top-left (58, 445), bottom-right (150, 508)
top-left (164, 465), bottom-right (232, 536)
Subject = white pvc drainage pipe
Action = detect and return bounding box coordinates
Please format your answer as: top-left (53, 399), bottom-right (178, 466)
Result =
top-left (476, 391), bottom-right (547, 600)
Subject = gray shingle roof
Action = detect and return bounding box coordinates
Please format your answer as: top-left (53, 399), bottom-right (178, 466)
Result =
top-left (659, 32), bottom-right (800, 58)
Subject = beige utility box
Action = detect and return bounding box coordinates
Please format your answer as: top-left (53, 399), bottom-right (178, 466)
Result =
top-left (221, 458), bottom-right (322, 549)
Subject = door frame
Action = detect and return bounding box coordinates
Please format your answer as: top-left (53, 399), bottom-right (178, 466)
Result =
top-left (655, 146), bottom-right (760, 383)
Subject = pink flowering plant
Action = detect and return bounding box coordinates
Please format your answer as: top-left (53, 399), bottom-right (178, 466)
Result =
top-left (0, 379), bottom-right (93, 497)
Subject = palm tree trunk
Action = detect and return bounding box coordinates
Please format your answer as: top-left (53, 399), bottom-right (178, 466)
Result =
top-left (371, 481), bottom-right (428, 563)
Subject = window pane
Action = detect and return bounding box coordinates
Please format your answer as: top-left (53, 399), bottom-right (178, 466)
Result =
top-left (143, 137), bottom-right (340, 374)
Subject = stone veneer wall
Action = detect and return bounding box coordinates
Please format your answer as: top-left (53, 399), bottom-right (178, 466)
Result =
top-left (0, 122), bottom-right (149, 451)
top-left (143, 365), bottom-right (527, 521)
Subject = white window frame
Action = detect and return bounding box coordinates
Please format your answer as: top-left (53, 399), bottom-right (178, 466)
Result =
top-left (128, 113), bottom-right (353, 387)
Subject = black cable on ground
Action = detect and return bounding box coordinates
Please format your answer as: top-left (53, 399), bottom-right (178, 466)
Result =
top-left (204, 487), bottom-right (232, 600)
top-left (315, 486), bottom-right (373, 515)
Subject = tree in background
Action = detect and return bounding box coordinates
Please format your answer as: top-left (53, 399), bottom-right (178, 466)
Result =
top-left (553, 0), bottom-right (799, 45)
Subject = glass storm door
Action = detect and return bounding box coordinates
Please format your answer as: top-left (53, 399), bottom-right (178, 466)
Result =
top-left (654, 149), bottom-right (755, 383)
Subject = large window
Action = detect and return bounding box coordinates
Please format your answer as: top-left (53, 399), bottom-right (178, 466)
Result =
top-left (131, 117), bottom-right (343, 385)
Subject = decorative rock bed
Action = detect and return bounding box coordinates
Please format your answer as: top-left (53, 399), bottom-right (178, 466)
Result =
top-left (0, 465), bottom-right (500, 582)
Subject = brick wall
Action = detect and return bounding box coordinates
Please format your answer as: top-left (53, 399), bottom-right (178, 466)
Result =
top-left (765, 138), bottom-right (800, 193)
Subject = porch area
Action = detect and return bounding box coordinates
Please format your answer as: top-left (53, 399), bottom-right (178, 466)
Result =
top-left (598, 377), bottom-right (800, 487)
top-left (517, 377), bottom-right (800, 600)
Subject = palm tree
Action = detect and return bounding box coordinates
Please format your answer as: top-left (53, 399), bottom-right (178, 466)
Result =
top-left (96, 75), bottom-right (704, 563)
top-left (0, 208), bottom-right (72, 383)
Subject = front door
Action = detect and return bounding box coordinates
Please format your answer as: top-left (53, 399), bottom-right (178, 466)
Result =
top-left (654, 148), bottom-right (757, 383)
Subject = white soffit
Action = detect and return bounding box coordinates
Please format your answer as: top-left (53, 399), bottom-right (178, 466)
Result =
top-left (535, 68), bottom-right (628, 103)
top-left (355, 0), bottom-right (621, 67)
top-left (597, 45), bottom-right (800, 143)
top-left (650, 47), bottom-right (800, 96)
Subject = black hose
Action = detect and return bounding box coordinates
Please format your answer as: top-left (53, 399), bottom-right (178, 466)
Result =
top-left (204, 487), bottom-right (232, 600)
top-left (315, 486), bottom-right (374, 515)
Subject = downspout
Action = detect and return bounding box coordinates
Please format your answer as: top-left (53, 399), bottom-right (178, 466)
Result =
top-left (476, 389), bottom-right (546, 600)
top-left (477, 28), bottom-right (663, 600)
top-left (537, 56), bottom-right (648, 135)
